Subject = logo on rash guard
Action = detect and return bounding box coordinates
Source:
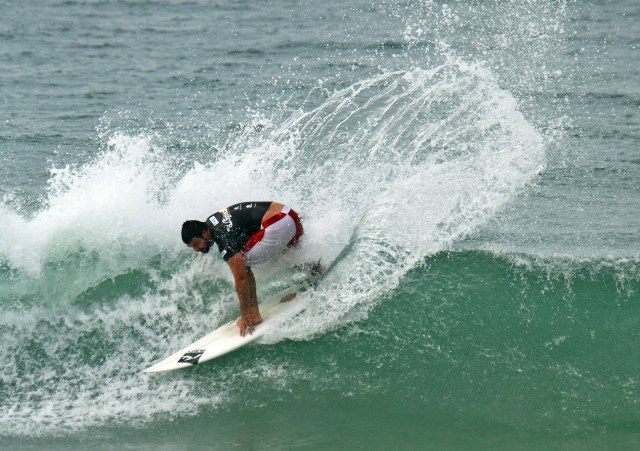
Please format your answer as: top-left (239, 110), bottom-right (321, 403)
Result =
top-left (220, 208), bottom-right (233, 231)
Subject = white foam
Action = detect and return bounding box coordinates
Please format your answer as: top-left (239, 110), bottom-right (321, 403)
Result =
top-left (0, 59), bottom-right (544, 436)
top-left (257, 60), bottom-right (544, 340)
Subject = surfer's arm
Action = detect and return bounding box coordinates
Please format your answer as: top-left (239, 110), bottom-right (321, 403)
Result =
top-left (227, 253), bottom-right (262, 336)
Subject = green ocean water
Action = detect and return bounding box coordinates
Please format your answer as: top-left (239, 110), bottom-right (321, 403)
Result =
top-left (3, 251), bottom-right (639, 449)
top-left (1, 0), bottom-right (639, 449)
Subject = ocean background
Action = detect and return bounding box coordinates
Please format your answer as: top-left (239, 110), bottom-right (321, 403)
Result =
top-left (1, 0), bottom-right (639, 449)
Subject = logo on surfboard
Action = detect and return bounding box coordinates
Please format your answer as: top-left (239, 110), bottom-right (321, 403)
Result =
top-left (178, 350), bottom-right (205, 365)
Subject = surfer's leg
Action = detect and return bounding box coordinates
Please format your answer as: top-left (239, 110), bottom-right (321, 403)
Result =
top-left (243, 210), bottom-right (298, 266)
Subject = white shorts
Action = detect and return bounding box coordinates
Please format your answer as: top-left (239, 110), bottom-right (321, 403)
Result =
top-left (242, 205), bottom-right (303, 267)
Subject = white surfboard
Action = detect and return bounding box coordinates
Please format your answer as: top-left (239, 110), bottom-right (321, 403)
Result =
top-left (143, 281), bottom-right (315, 373)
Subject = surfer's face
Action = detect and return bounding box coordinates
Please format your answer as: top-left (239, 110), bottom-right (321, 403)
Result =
top-left (188, 236), bottom-right (211, 254)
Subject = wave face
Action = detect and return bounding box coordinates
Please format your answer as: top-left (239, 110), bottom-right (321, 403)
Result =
top-left (2, 0), bottom-right (637, 448)
top-left (0, 59), bottom-right (545, 436)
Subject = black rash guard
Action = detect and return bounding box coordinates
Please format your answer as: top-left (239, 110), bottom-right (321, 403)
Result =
top-left (206, 201), bottom-right (272, 261)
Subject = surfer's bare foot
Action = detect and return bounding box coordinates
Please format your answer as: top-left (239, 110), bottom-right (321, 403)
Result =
top-left (280, 292), bottom-right (297, 303)
top-left (311, 259), bottom-right (325, 275)
top-left (297, 259), bottom-right (324, 276)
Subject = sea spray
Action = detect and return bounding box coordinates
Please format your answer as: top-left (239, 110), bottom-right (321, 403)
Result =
top-left (0, 59), bottom-right (545, 435)
top-left (254, 61), bottom-right (546, 340)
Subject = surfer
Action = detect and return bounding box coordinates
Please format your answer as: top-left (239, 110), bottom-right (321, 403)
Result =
top-left (181, 202), bottom-right (305, 336)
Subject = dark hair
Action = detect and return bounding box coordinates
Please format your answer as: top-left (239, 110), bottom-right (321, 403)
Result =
top-left (181, 220), bottom-right (209, 244)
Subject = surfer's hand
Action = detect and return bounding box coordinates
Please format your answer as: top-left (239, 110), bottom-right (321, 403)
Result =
top-left (237, 317), bottom-right (253, 336)
top-left (237, 315), bottom-right (262, 337)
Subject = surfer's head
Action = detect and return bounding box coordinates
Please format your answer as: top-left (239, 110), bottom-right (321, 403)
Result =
top-left (182, 220), bottom-right (212, 253)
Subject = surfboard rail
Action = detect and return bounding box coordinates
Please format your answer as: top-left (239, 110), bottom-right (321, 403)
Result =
top-left (143, 281), bottom-right (314, 373)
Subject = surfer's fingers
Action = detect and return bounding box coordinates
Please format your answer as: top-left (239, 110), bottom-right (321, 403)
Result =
top-left (237, 317), bottom-right (254, 336)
